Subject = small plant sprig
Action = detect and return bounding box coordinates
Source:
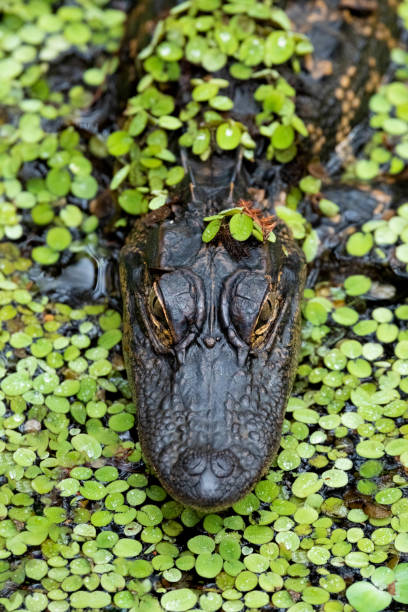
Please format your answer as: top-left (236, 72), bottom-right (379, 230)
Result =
top-left (202, 199), bottom-right (277, 243)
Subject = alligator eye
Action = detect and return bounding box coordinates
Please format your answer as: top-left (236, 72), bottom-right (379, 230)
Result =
top-left (221, 271), bottom-right (278, 352)
top-left (251, 293), bottom-right (276, 348)
top-left (146, 270), bottom-right (205, 352)
top-left (148, 283), bottom-right (174, 347)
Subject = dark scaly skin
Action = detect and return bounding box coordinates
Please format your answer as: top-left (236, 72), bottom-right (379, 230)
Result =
top-left (120, 0), bottom-right (399, 511)
top-left (283, 0), bottom-right (398, 157)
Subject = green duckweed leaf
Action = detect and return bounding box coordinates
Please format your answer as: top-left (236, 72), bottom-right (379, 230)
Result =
top-left (193, 129), bottom-right (211, 156)
top-left (161, 589), bottom-right (198, 611)
top-left (46, 168), bottom-right (71, 196)
top-left (110, 164), bottom-right (130, 189)
top-left (70, 592), bottom-right (112, 609)
top-left (202, 219), bottom-right (221, 243)
top-left (32, 246), bottom-right (60, 265)
top-left (192, 82), bottom-right (219, 102)
top-left (265, 30), bottom-right (295, 65)
top-left (300, 175), bottom-right (321, 194)
top-left (71, 434), bottom-right (102, 459)
top-left (346, 582), bottom-right (391, 612)
top-left (202, 48), bottom-right (227, 72)
top-left (302, 229), bottom-right (319, 262)
top-left (346, 232), bottom-right (374, 256)
top-left (46, 227), bottom-right (72, 251)
top-left (344, 275), bottom-right (372, 296)
top-left (229, 213), bottom-right (253, 241)
top-left (272, 124), bottom-right (294, 149)
top-left (356, 159), bottom-right (380, 180)
top-left (157, 41), bottom-right (183, 62)
top-left (107, 131), bottom-right (133, 156)
top-left (216, 122), bottom-right (241, 150)
top-left (157, 115), bottom-right (182, 130)
top-left (239, 36), bottom-right (265, 66)
top-left (149, 194), bottom-right (167, 210)
top-left (119, 189), bottom-right (148, 214)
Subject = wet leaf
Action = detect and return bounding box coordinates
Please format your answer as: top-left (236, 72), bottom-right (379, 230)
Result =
top-left (216, 122), bottom-right (241, 150)
top-left (265, 30), bottom-right (295, 65)
top-left (202, 219), bottom-right (221, 242)
top-left (229, 213), bottom-right (253, 241)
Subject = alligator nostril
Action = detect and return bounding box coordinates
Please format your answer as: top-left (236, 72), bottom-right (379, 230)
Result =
top-left (211, 451), bottom-right (234, 477)
top-left (182, 450), bottom-right (207, 475)
top-left (204, 336), bottom-right (216, 348)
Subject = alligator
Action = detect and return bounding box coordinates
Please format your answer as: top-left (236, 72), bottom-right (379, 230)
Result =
top-left (119, 0), bottom-right (399, 510)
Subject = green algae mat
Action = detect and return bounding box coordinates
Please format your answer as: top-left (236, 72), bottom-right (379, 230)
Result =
top-left (1, 0), bottom-right (408, 611)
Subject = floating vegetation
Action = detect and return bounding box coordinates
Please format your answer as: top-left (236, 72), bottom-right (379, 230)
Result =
top-left (0, 0), bottom-right (408, 610)
top-left (348, 7), bottom-right (408, 182)
top-left (346, 202), bottom-right (408, 272)
top-left (109, 0), bottom-right (311, 213)
top-left (1, 240), bottom-right (408, 610)
top-left (0, 0), bottom-right (125, 259)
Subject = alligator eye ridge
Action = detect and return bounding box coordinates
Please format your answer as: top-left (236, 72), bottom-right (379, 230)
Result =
top-left (250, 292), bottom-right (279, 349)
top-left (221, 270), bottom-right (277, 353)
top-left (148, 282), bottom-right (174, 348)
top-left (145, 268), bottom-right (206, 353)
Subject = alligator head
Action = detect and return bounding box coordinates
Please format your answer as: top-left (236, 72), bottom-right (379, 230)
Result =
top-left (120, 169), bottom-right (306, 511)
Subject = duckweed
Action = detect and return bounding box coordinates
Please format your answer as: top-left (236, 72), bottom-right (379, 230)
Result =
top-left (343, 41), bottom-right (408, 272)
top-left (108, 0), bottom-right (311, 217)
top-left (348, 40), bottom-right (408, 183)
top-left (0, 0), bottom-right (123, 252)
top-left (1, 0), bottom-right (408, 611)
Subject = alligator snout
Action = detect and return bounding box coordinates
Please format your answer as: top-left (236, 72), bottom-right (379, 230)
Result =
top-left (143, 341), bottom-right (267, 510)
top-left (165, 439), bottom-right (265, 511)
top-left (181, 449), bottom-right (235, 479)
top-left (171, 448), bottom-right (237, 509)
